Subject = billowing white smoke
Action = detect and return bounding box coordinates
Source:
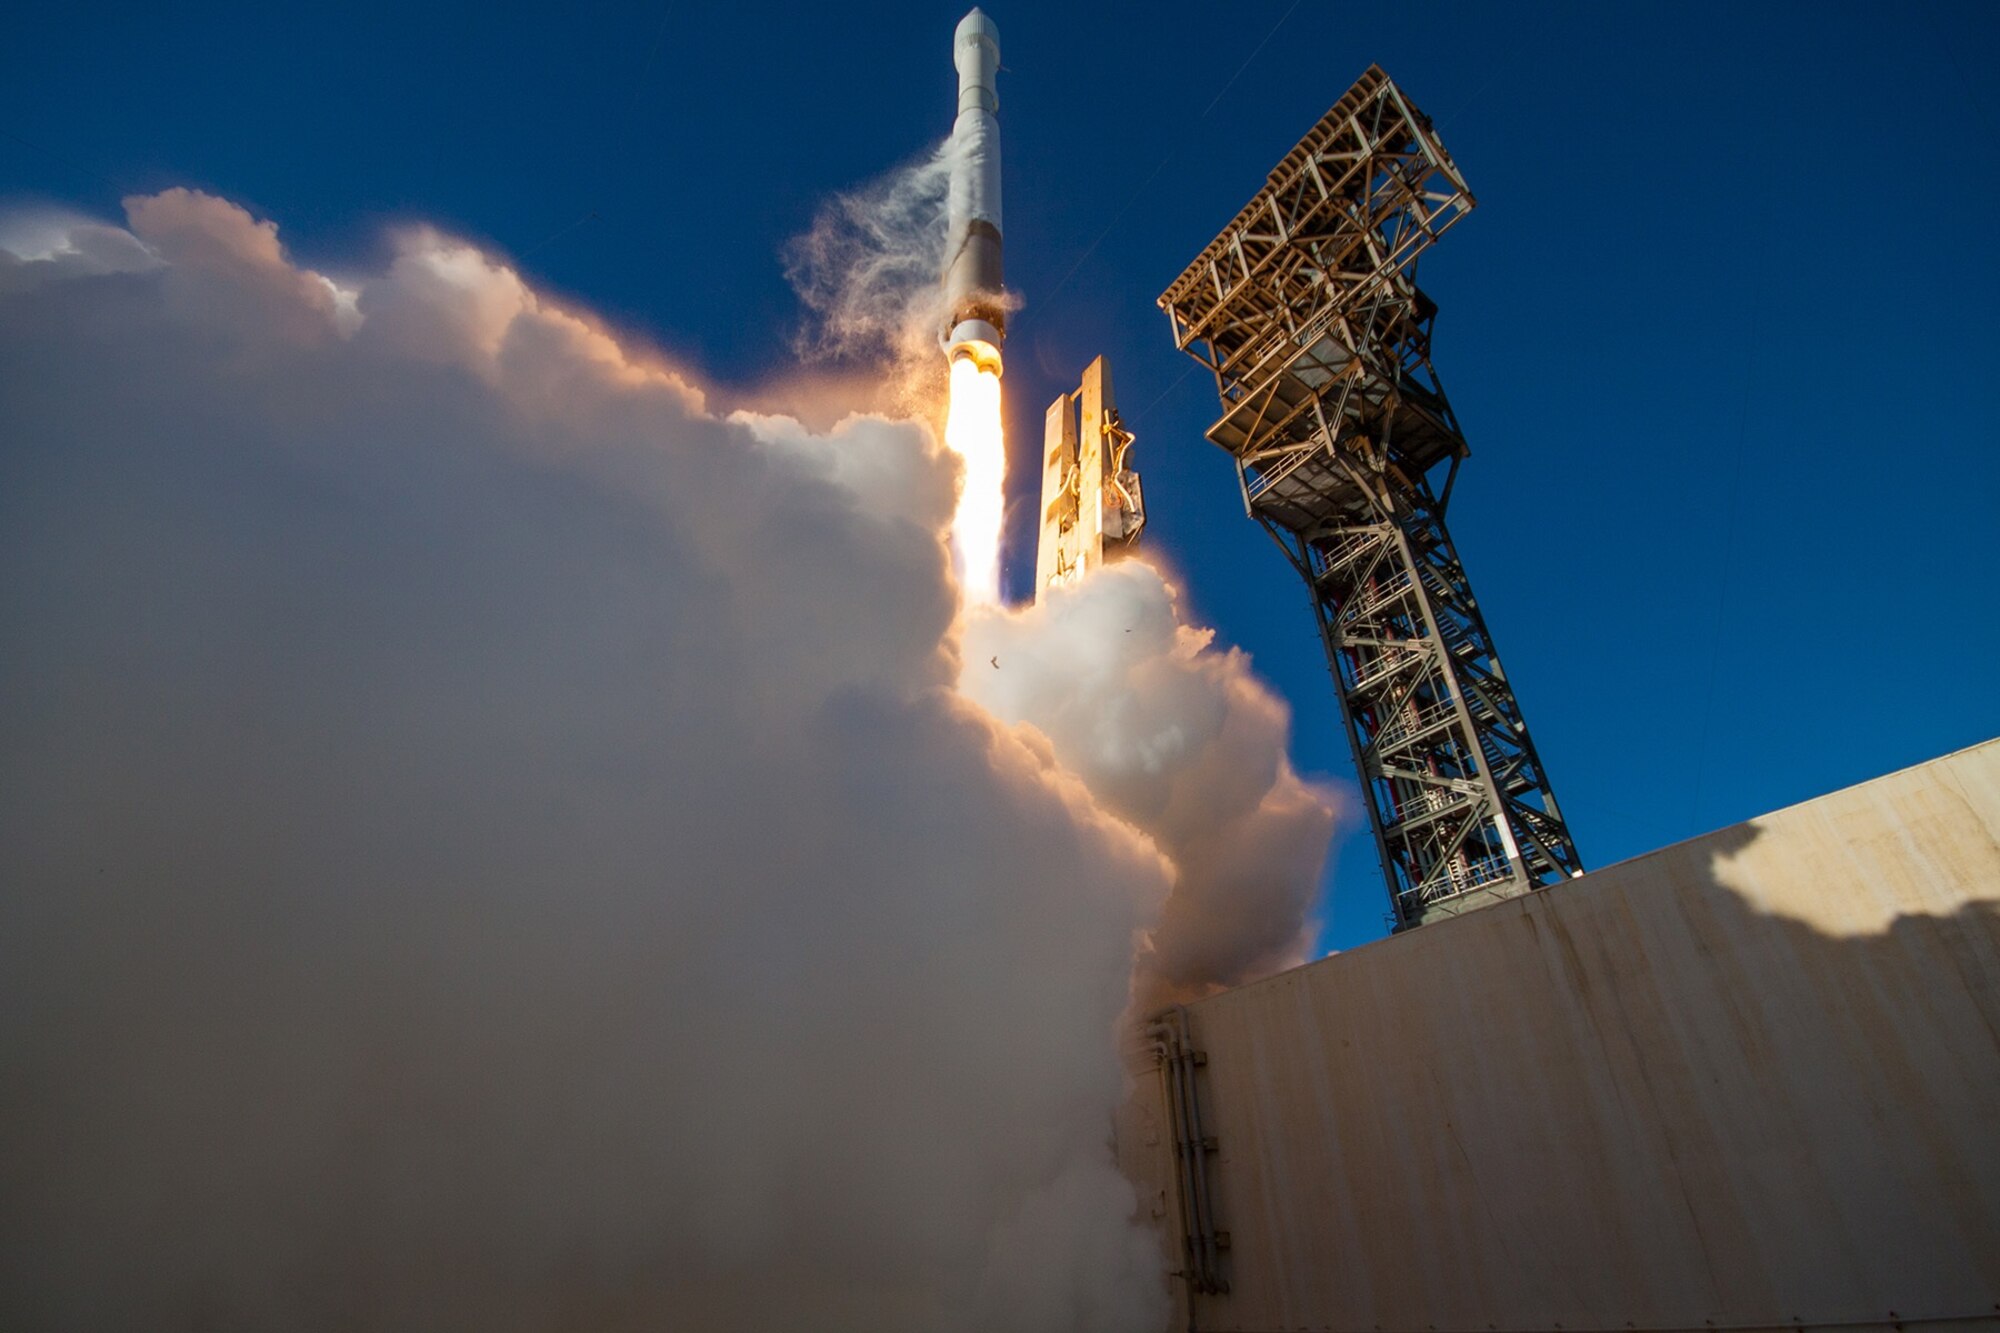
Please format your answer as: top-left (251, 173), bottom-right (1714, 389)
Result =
top-left (785, 142), bottom-right (955, 405)
top-left (1, 170), bottom-right (1339, 1330)
top-left (0, 190), bottom-right (1172, 1331)
top-left (961, 565), bottom-right (1337, 1009)
top-left (788, 155), bottom-right (1336, 963)
top-left (785, 137), bottom-right (1018, 408)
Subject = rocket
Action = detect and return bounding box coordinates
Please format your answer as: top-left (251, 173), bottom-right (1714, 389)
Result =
top-left (943, 8), bottom-right (1004, 376)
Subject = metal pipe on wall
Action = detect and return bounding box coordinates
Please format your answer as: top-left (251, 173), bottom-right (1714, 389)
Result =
top-left (1149, 1006), bottom-right (1228, 1298)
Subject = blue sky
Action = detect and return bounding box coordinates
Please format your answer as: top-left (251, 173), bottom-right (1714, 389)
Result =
top-left (7, 0), bottom-right (1996, 949)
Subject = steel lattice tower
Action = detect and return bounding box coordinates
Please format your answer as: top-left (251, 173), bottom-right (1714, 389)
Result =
top-left (1159, 66), bottom-right (1583, 930)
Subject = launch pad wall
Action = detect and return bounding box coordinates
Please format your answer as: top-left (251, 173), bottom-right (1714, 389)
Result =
top-left (1120, 740), bottom-right (2000, 1332)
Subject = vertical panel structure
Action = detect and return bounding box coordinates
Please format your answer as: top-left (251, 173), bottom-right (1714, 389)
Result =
top-left (1035, 356), bottom-right (1145, 599)
top-left (1158, 67), bottom-right (1582, 929)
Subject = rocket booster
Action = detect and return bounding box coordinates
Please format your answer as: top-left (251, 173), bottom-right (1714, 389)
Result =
top-left (944, 8), bottom-right (1004, 376)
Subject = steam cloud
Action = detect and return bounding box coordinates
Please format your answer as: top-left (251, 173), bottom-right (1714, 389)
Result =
top-left (785, 143), bottom-right (955, 398)
top-left (785, 149), bottom-right (1335, 999)
top-left (0, 190), bottom-right (1165, 1330)
top-left (962, 566), bottom-right (1336, 1009)
top-left (0, 181), bottom-right (1329, 1329)
top-left (786, 137), bottom-right (1018, 414)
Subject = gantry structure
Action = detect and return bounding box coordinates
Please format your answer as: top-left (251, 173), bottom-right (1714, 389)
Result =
top-left (1159, 66), bottom-right (1583, 930)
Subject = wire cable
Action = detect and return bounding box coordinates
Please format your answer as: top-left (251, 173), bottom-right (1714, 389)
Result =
top-left (1034, 0), bottom-right (1306, 317)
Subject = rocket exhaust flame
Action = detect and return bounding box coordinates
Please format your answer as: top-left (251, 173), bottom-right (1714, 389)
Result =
top-left (945, 355), bottom-right (1006, 604)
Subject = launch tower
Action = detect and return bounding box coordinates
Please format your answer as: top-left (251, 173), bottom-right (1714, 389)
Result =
top-left (1159, 67), bottom-right (1583, 930)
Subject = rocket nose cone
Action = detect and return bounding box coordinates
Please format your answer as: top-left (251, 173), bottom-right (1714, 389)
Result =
top-left (955, 7), bottom-right (998, 45)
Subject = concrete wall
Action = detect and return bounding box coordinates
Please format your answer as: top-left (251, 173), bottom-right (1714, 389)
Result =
top-left (1120, 740), bottom-right (2000, 1332)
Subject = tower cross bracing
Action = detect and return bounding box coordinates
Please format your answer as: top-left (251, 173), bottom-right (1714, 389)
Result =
top-left (1159, 66), bottom-right (1583, 929)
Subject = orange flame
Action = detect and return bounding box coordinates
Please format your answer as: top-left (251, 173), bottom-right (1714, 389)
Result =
top-left (943, 356), bottom-right (1006, 604)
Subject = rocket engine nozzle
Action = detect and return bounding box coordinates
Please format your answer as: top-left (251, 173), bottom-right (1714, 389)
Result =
top-left (947, 321), bottom-right (1004, 377)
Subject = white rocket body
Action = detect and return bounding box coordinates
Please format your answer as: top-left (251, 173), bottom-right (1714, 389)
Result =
top-left (944, 8), bottom-right (1004, 375)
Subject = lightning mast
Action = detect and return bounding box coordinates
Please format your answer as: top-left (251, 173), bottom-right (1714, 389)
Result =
top-left (1158, 67), bottom-right (1583, 930)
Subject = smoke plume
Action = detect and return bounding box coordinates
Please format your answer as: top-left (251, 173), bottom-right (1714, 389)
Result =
top-left (1, 168), bottom-right (1336, 1330)
top-left (961, 564), bottom-right (1337, 1008)
top-left (0, 190), bottom-right (1173, 1331)
top-left (784, 142), bottom-right (956, 406)
top-left (785, 155), bottom-right (1334, 967)
top-left (785, 137), bottom-right (1020, 415)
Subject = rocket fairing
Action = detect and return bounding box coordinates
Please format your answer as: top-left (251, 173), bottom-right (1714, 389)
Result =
top-left (944, 8), bottom-right (1004, 376)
